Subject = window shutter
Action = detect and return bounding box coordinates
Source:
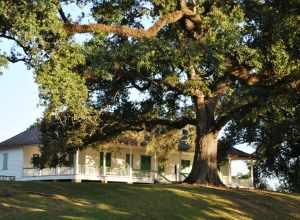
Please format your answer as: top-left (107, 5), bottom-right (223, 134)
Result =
top-left (2, 153), bottom-right (8, 170)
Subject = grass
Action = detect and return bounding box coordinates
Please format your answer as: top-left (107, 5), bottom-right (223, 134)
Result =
top-left (0, 182), bottom-right (300, 220)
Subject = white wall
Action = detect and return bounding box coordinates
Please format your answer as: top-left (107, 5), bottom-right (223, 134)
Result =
top-left (23, 145), bottom-right (39, 168)
top-left (0, 147), bottom-right (24, 180)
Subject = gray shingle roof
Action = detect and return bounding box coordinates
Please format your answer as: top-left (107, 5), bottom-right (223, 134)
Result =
top-left (0, 127), bottom-right (41, 148)
top-left (0, 126), bottom-right (256, 161)
top-left (227, 147), bottom-right (256, 160)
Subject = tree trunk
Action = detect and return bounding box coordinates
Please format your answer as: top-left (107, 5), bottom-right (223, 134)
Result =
top-left (184, 130), bottom-right (223, 185)
top-left (184, 95), bottom-right (223, 185)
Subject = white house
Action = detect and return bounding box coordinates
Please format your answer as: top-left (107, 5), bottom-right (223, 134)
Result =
top-left (0, 127), bottom-right (255, 187)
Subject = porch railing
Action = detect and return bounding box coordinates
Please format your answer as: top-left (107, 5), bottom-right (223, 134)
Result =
top-left (23, 166), bottom-right (156, 180)
top-left (231, 177), bottom-right (253, 188)
top-left (79, 165), bottom-right (99, 177)
top-left (23, 167), bottom-right (75, 177)
top-left (0, 175), bottom-right (15, 181)
top-left (79, 165), bottom-right (155, 179)
top-left (106, 167), bottom-right (130, 176)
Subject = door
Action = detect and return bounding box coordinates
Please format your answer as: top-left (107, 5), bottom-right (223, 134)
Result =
top-left (140, 155), bottom-right (151, 171)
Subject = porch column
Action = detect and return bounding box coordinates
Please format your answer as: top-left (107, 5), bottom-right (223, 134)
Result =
top-left (129, 146), bottom-right (133, 183)
top-left (103, 151), bottom-right (106, 176)
top-left (228, 158), bottom-right (232, 186)
top-left (102, 151), bottom-right (107, 183)
top-left (154, 151), bottom-right (158, 180)
top-left (74, 149), bottom-right (81, 183)
top-left (178, 152), bottom-right (182, 182)
top-left (75, 149), bottom-right (79, 175)
top-left (250, 160), bottom-right (254, 187)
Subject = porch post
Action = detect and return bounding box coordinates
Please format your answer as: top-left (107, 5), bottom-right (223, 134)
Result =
top-left (74, 149), bottom-right (81, 183)
top-left (102, 151), bottom-right (107, 183)
top-left (75, 149), bottom-right (79, 175)
top-left (154, 151), bottom-right (158, 180)
top-left (129, 146), bottom-right (133, 183)
top-left (178, 151), bottom-right (182, 182)
top-left (103, 151), bottom-right (106, 176)
top-left (250, 160), bottom-right (254, 187)
top-left (228, 158), bottom-right (232, 186)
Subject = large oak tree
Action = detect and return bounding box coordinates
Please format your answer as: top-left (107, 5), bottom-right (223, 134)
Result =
top-left (1, 0), bottom-right (299, 185)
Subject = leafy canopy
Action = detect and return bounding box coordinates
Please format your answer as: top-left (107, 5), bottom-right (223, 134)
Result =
top-left (0, 1), bottom-right (299, 169)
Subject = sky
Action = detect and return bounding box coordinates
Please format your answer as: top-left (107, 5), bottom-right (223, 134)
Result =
top-left (0, 3), bottom-right (260, 181)
top-left (0, 61), bottom-right (43, 142)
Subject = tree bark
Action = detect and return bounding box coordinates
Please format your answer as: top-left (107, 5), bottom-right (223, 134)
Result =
top-left (184, 95), bottom-right (223, 185)
top-left (185, 130), bottom-right (222, 185)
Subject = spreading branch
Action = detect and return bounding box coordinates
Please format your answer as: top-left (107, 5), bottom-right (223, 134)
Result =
top-left (214, 101), bottom-right (259, 131)
top-left (5, 56), bottom-right (29, 64)
top-left (0, 34), bottom-right (30, 56)
top-left (225, 58), bottom-right (262, 86)
top-left (213, 73), bottom-right (300, 131)
top-left (63, 0), bottom-right (196, 38)
top-left (58, 7), bottom-right (70, 24)
top-left (144, 117), bottom-right (196, 129)
top-left (84, 115), bottom-right (195, 146)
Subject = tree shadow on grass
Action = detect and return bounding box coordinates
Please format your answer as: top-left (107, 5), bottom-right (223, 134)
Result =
top-left (0, 182), bottom-right (300, 220)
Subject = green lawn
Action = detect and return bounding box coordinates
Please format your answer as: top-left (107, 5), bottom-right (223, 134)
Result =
top-left (0, 182), bottom-right (299, 220)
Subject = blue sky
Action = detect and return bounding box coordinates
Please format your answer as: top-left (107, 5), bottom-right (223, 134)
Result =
top-left (0, 62), bottom-right (43, 142)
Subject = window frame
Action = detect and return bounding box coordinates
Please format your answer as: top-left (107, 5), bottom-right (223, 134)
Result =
top-left (100, 152), bottom-right (111, 167)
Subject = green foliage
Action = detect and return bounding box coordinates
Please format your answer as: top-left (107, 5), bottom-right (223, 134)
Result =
top-left (0, 0), bottom-right (66, 64)
top-left (222, 90), bottom-right (300, 192)
top-left (0, 55), bottom-right (8, 74)
top-left (38, 112), bottom-right (98, 167)
top-left (36, 43), bottom-right (92, 120)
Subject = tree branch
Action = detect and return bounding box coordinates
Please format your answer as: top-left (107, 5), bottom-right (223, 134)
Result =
top-left (58, 7), bottom-right (70, 24)
top-left (5, 56), bottom-right (29, 64)
top-left (83, 115), bottom-right (195, 146)
top-left (225, 58), bottom-right (262, 86)
top-left (213, 81), bottom-right (230, 97)
top-left (144, 117), bottom-right (196, 129)
top-left (214, 101), bottom-right (259, 131)
top-left (64, 0), bottom-right (196, 38)
top-left (0, 34), bottom-right (30, 56)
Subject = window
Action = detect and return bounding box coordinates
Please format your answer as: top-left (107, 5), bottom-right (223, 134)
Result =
top-left (126, 154), bottom-right (133, 168)
top-left (2, 153), bottom-right (8, 170)
top-left (67, 152), bottom-right (74, 166)
top-left (100, 152), bottom-right (104, 167)
top-left (100, 152), bottom-right (111, 167)
top-left (106, 153), bottom-right (111, 167)
top-left (141, 155), bottom-right (151, 171)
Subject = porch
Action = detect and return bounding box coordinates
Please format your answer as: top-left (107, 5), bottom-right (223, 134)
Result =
top-left (21, 146), bottom-right (186, 183)
top-left (219, 148), bottom-right (256, 188)
top-left (21, 145), bottom-right (254, 187)
top-left (22, 165), bottom-right (156, 183)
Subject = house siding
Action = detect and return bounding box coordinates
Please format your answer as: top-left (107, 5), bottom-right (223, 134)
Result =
top-left (23, 145), bottom-right (40, 168)
top-left (0, 147), bottom-right (24, 180)
top-left (1, 144), bottom-right (232, 184)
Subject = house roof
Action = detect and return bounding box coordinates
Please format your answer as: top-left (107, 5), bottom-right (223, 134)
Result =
top-left (0, 127), bottom-right (256, 161)
top-left (227, 147), bottom-right (256, 160)
top-left (0, 127), bottom-right (41, 148)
